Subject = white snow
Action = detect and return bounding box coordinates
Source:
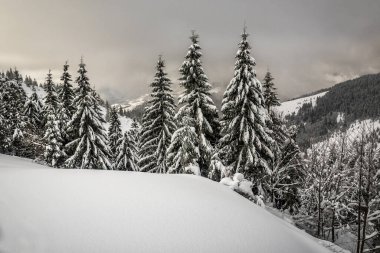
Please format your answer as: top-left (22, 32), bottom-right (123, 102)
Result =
top-left (113, 93), bottom-right (150, 112)
top-left (336, 113), bottom-right (345, 123)
top-left (22, 83), bottom-right (46, 99)
top-left (0, 154), bottom-right (334, 253)
top-left (220, 173), bottom-right (255, 199)
top-left (312, 119), bottom-right (380, 150)
top-left (277, 91), bottom-right (328, 117)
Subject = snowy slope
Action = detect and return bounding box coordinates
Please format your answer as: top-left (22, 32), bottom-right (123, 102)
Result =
top-left (0, 154), bottom-right (334, 253)
top-left (278, 91), bottom-right (328, 116)
top-left (113, 93), bottom-right (150, 112)
top-left (312, 118), bottom-right (380, 149)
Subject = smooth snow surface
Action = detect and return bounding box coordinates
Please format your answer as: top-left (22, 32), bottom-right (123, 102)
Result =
top-left (278, 91), bottom-right (328, 116)
top-left (0, 155), bottom-right (333, 253)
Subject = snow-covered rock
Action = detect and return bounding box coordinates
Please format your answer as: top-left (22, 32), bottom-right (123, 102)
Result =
top-left (0, 154), bottom-right (334, 253)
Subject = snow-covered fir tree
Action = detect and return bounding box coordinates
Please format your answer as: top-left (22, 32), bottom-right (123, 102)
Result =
top-left (58, 62), bottom-right (75, 116)
top-left (262, 71), bottom-right (280, 111)
top-left (115, 130), bottom-right (139, 171)
top-left (43, 70), bottom-right (58, 113)
top-left (42, 70), bottom-right (64, 166)
top-left (22, 86), bottom-right (44, 158)
top-left (108, 107), bottom-right (122, 162)
top-left (129, 119), bottom-right (140, 144)
top-left (269, 125), bottom-right (304, 212)
top-left (129, 119), bottom-right (140, 158)
top-left (65, 59), bottom-right (112, 170)
top-left (166, 116), bottom-right (200, 175)
top-left (0, 71), bottom-right (27, 154)
top-left (139, 56), bottom-right (177, 173)
top-left (24, 86), bottom-right (43, 129)
top-left (57, 62), bottom-right (75, 143)
top-left (43, 107), bottom-right (65, 167)
top-left (176, 31), bottom-right (220, 176)
top-left (219, 27), bottom-right (274, 186)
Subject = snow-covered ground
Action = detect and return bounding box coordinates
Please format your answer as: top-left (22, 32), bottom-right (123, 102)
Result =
top-left (278, 91), bottom-right (328, 116)
top-left (0, 154), bottom-right (335, 253)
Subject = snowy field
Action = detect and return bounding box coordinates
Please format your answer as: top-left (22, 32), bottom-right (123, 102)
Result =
top-left (0, 154), bottom-right (334, 253)
top-left (278, 91), bottom-right (328, 116)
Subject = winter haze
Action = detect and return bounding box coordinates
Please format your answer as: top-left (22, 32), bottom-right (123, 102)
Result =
top-left (1, 0), bottom-right (380, 103)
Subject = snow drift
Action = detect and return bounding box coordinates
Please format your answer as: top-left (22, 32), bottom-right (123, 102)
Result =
top-left (0, 154), bottom-right (332, 253)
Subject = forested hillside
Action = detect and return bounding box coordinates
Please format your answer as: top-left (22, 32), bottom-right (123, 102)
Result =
top-left (285, 73), bottom-right (380, 148)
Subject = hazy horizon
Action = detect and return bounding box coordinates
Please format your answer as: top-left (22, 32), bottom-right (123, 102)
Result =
top-left (1, 0), bottom-right (380, 103)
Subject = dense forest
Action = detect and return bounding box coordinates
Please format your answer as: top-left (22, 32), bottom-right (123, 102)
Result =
top-left (286, 73), bottom-right (380, 148)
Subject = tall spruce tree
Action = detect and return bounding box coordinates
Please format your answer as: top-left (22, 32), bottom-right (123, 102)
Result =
top-left (57, 64), bottom-right (74, 148)
top-left (43, 70), bottom-right (58, 126)
top-left (44, 107), bottom-right (65, 167)
top-left (176, 31), bottom-right (220, 176)
top-left (43, 71), bottom-right (64, 166)
top-left (262, 71), bottom-right (280, 111)
top-left (0, 74), bottom-right (26, 152)
top-left (23, 86), bottom-right (44, 158)
top-left (65, 59), bottom-right (112, 170)
top-left (57, 62), bottom-right (75, 140)
top-left (24, 86), bottom-right (43, 123)
top-left (108, 107), bottom-right (122, 163)
top-left (115, 130), bottom-right (139, 171)
top-left (219, 28), bottom-right (274, 184)
top-left (24, 86), bottom-right (43, 130)
top-left (130, 119), bottom-right (140, 144)
top-left (139, 56), bottom-right (177, 173)
top-left (58, 62), bottom-right (75, 115)
top-left (129, 119), bottom-right (140, 159)
top-left (4, 70), bottom-right (27, 155)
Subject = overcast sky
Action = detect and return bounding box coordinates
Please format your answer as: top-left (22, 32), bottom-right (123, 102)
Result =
top-left (1, 0), bottom-right (379, 103)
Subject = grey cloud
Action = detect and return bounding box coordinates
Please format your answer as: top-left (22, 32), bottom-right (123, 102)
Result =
top-left (0, 0), bottom-right (379, 103)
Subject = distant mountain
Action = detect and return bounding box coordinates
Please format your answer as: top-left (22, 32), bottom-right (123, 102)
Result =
top-left (280, 73), bottom-right (380, 148)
